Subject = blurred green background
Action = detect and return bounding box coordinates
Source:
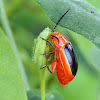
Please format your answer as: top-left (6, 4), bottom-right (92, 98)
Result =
top-left (1, 0), bottom-right (100, 100)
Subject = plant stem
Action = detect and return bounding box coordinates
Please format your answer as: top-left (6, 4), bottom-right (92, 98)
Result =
top-left (0, 0), bottom-right (30, 90)
top-left (41, 68), bottom-right (46, 100)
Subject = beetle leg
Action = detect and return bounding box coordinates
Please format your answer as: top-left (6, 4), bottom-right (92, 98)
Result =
top-left (41, 52), bottom-right (54, 56)
top-left (40, 65), bottom-right (52, 73)
top-left (53, 44), bottom-right (56, 49)
top-left (40, 58), bottom-right (57, 73)
top-left (40, 65), bottom-right (47, 69)
top-left (51, 58), bottom-right (57, 73)
top-left (46, 65), bottom-right (52, 73)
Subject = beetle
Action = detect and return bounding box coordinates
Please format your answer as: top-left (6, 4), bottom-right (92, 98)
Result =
top-left (40, 7), bottom-right (78, 85)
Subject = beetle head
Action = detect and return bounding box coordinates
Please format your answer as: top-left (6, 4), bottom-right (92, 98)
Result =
top-left (50, 32), bottom-right (69, 48)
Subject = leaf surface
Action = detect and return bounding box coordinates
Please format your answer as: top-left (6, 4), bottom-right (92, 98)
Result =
top-left (0, 28), bottom-right (27, 100)
top-left (36, 0), bottom-right (100, 49)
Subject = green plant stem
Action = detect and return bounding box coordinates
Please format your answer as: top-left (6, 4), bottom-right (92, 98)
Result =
top-left (41, 68), bottom-right (46, 100)
top-left (0, 0), bottom-right (30, 90)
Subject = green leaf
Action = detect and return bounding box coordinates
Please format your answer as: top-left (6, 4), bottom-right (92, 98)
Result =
top-left (36, 0), bottom-right (100, 49)
top-left (89, 46), bottom-right (100, 73)
top-left (27, 90), bottom-right (63, 100)
top-left (0, 28), bottom-right (27, 100)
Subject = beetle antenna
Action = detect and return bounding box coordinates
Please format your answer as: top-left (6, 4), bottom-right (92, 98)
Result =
top-left (53, 7), bottom-right (72, 32)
